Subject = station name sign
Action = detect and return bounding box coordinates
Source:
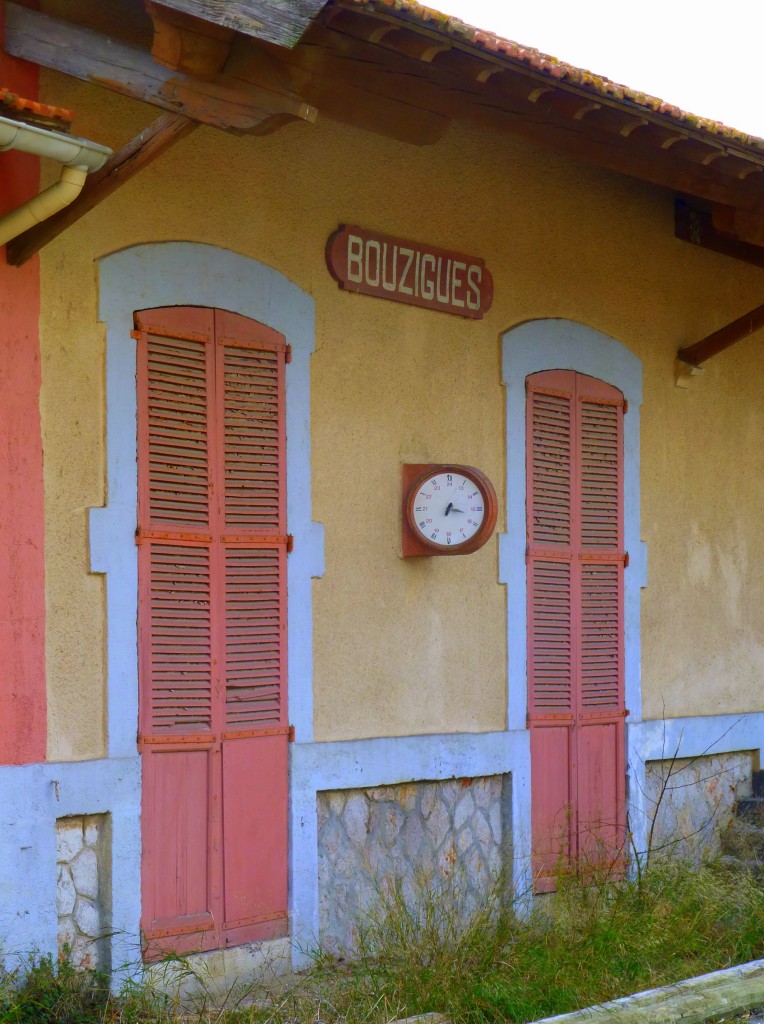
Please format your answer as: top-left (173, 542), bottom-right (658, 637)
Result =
top-left (326, 225), bottom-right (493, 319)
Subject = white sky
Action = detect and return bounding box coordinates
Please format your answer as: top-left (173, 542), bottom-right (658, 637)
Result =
top-left (428, 1), bottom-right (764, 138)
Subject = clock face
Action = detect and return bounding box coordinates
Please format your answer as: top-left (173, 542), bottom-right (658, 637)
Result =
top-left (410, 470), bottom-right (486, 548)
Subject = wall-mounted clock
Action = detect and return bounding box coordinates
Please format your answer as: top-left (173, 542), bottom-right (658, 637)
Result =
top-left (402, 464), bottom-right (498, 557)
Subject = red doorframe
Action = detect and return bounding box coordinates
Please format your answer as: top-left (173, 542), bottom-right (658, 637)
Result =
top-left (526, 369), bottom-right (626, 891)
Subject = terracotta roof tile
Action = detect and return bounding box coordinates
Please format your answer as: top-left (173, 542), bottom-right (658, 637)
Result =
top-left (345, 0), bottom-right (764, 155)
top-left (0, 88), bottom-right (73, 129)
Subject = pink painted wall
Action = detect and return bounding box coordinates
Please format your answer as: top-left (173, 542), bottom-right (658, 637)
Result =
top-left (0, 9), bottom-right (47, 764)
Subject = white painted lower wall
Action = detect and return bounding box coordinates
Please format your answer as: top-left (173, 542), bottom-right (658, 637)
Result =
top-left (0, 756), bottom-right (140, 978)
top-left (0, 712), bottom-right (761, 978)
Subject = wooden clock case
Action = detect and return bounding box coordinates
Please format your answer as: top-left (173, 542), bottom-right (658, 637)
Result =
top-left (401, 463), bottom-right (498, 557)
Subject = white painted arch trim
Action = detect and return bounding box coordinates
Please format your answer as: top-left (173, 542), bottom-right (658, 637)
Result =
top-left (500, 318), bottom-right (646, 726)
top-left (91, 241), bottom-right (324, 757)
top-left (89, 242), bottom-right (323, 963)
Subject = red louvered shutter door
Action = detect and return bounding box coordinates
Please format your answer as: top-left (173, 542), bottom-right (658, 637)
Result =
top-left (575, 381), bottom-right (626, 873)
top-left (137, 307), bottom-right (219, 954)
top-left (527, 372), bottom-right (575, 892)
top-left (215, 310), bottom-right (288, 947)
top-left (136, 307), bottom-right (288, 956)
top-left (527, 370), bottom-right (625, 892)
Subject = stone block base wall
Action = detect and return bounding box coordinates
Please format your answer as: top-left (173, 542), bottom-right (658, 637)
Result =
top-left (644, 751), bottom-right (754, 861)
top-left (317, 775), bottom-right (510, 954)
top-left (56, 815), bottom-right (111, 972)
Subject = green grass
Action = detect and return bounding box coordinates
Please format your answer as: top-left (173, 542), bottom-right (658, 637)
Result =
top-left (3, 859), bottom-right (764, 1024)
top-left (472, 860), bottom-right (764, 1022)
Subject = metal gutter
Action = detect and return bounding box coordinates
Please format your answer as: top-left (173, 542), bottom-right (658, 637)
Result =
top-left (0, 114), bottom-right (111, 247)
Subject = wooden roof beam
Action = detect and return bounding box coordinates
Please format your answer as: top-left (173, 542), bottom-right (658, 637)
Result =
top-left (145, 2), bottom-right (235, 80)
top-left (4, 2), bottom-right (317, 134)
top-left (148, 0), bottom-right (327, 48)
top-left (713, 203), bottom-right (764, 247)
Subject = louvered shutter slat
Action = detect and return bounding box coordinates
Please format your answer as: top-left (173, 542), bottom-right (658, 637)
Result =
top-left (581, 564), bottom-right (621, 710)
top-left (224, 547), bottom-right (286, 730)
top-left (578, 388), bottom-right (623, 712)
top-left (140, 319), bottom-right (215, 741)
top-left (144, 544), bottom-right (213, 736)
top-left (529, 391), bottom-right (572, 548)
top-left (528, 380), bottom-right (575, 717)
top-left (580, 401), bottom-right (620, 549)
top-left (223, 345), bottom-right (284, 533)
top-left (146, 333), bottom-right (211, 530)
top-left (529, 559), bottom-right (573, 713)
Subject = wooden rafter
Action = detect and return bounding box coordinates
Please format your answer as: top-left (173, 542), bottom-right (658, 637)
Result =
top-left (674, 199), bottom-right (764, 371)
top-left (6, 113), bottom-right (197, 267)
top-left (4, 2), bottom-right (317, 134)
top-left (678, 302), bottom-right (764, 368)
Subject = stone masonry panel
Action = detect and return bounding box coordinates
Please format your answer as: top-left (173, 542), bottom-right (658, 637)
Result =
top-left (56, 814), bottom-right (110, 973)
top-left (644, 751), bottom-right (754, 861)
top-left (317, 775), bottom-right (509, 954)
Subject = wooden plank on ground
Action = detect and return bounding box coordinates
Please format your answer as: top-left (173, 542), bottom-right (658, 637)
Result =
top-left (531, 957), bottom-right (764, 1024)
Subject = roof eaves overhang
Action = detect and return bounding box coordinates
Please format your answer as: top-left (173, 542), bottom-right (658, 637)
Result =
top-left (310, 0), bottom-right (764, 218)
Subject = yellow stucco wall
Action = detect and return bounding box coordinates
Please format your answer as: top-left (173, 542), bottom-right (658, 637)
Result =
top-left (38, 71), bottom-right (764, 760)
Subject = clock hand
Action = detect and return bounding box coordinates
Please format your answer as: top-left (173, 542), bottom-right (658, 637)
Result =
top-left (445, 502), bottom-right (453, 516)
top-left (450, 507), bottom-right (464, 514)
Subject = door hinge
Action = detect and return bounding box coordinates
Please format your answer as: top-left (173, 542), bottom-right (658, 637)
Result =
top-left (130, 329), bottom-right (141, 340)
top-left (288, 724), bottom-right (295, 742)
top-left (624, 551), bottom-right (630, 567)
top-left (285, 345), bottom-right (292, 364)
top-left (623, 398), bottom-right (629, 414)
top-left (135, 527), bottom-right (142, 546)
top-left (287, 534), bottom-right (294, 553)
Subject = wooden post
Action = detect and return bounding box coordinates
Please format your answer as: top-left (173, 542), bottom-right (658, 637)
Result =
top-left (6, 113), bottom-right (197, 266)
